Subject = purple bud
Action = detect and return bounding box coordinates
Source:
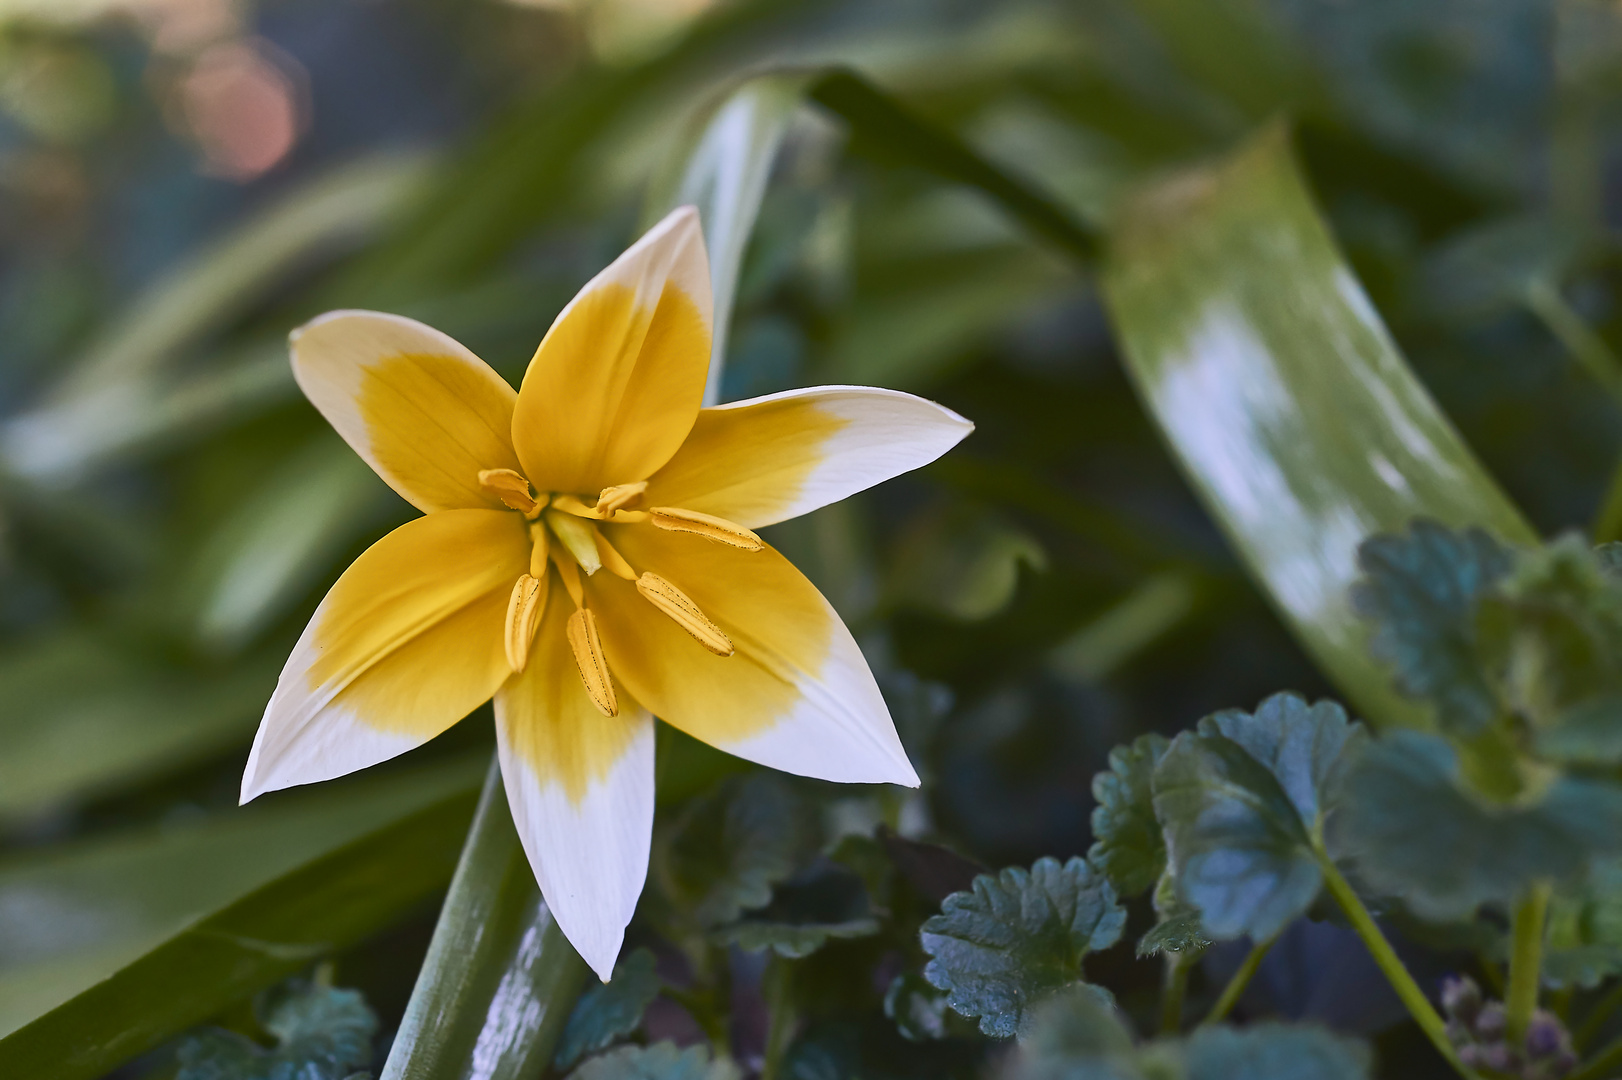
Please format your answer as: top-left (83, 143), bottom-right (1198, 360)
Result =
top-left (1526, 1011), bottom-right (1569, 1059)
top-left (1457, 1045), bottom-right (1485, 1068)
top-left (1475, 1002), bottom-right (1508, 1039)
top-left (1442, 975), bottom-right (1483, 1022)
top-left (1480, 1043), bottom-right (1515, 1073)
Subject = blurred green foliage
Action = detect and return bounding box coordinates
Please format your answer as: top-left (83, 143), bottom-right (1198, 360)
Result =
top-left (5, 0), bottom-right (1622, 1078)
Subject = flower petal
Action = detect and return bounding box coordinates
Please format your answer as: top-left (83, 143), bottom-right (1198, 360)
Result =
top-left (242, 509), bottom-right (527, 802)
top-left (512, 206), bottom-right (712, 495)
top-left (588, 527), bottom-right (918, 787)
top-left (495, 587), bottom-right (654, 980)
top-left (643, 386), bottom-right (973, 529)
top-left (292, 310), bottom-right (523, 513)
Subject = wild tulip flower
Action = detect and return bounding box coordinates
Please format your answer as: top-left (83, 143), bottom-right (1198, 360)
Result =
top-left (240, 207), bottom-right (972, 979)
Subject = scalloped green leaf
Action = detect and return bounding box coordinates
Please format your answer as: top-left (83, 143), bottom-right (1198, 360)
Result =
top-left (660, 774), bottom-right (818, 931)
top-left (567, 1042), bottom-right (738, 1080)
top-left (554, 949), bottom-right (662, 1071)
top-left (1351, 520), bottom-right (1515, 735)
top-left (1088, 733), bottom-right (1171, 898)
top-left (1011, 985), bottom-right (1372, 1080)
top-left (1152, 694), bottom-right (1364, 941)
top-left (178, 976), bottom-right (376, 1080)
top-left (1538, 860), bottom-right (1622, 989)
top-left (1183, 1023), bottom-right (1372, 1080)
top-left (920, 857), bottom-right (1124, 1038)
top-left (1480, 535), bottom-right (1622, 735)
top-left (1338, 731), bottom-right (1622, 920)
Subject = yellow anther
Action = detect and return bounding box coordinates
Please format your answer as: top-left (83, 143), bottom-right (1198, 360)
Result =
top-left (566, 608), bottom-right (617, 717)
top-left (546, 509), bottom-right (602, 575)
top-left (594, 531), bottom-right (638, 580)
top-left (636, 572), bottom-right (734, 656)
top-left (478, 468), bottom-right (545, 518)
top-left (503, 573), bottom-right (547, 672)
top-left (597, 481), bottom-right (648, 514)
top-left (551, 545), bottom-right (585, 608)
top-left (648, 506), bottom-right (764, 551)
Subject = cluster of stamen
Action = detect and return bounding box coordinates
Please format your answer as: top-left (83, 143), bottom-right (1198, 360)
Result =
top-left (479, 467), bottom-right (763, 717)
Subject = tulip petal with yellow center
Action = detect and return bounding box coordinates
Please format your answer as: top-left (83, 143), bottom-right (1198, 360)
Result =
top-left (291, 310), bottom-right (523, 513)
top-left (495, 586), bottom-right (653, 981)
top-left (588, 526), bottom-right (917, 787)
top-left (642, 385), bottom-right (972, 530)
top-left (242, 509), bottom-right (529, 802)
top-left (512, 206), bottom-right (713, 496)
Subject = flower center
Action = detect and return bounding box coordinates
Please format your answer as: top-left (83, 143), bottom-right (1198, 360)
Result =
top-left (479, 468), bottom-right (765, 716)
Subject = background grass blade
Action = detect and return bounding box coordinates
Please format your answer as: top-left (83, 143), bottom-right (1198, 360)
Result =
top-left (1099, 124), bottom-right (1537, 727)
top-left (808, 67), bottom-right (1101, 265)
top-left (0, 755), bottom-right (485, 1080)
top-left (381, 760), bottom-right (588, 1080)
top-left (647, 70), bottom-right (813, 405)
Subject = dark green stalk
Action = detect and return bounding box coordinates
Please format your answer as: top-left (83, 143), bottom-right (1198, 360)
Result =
top-left (1506, 882), bottom-right (1552, 1049)
top-left (1571, 1032), bottom-right (1622, 1080)
top-left (1525, 279), bottom-right (1622, 407)
top-left (1576, 982), bottom-right (1622, 1051)
top-left (381, 758), bottom-right (588, 1080)
top-left (760, 956), bottom-right (796, 1080)
top-left (1200, 938), bottom-right (1272, 1026)
top-left (1161, 953), bottom-right (1193, 1034)
top-left (807, 68), bottom-right (1101, 265)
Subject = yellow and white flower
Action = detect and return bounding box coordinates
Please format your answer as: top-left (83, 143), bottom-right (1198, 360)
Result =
top-left (240, 207), bottom-right (973, 979)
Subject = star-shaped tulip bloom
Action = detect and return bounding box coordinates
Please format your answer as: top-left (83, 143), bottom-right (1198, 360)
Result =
top-left (241, 206), bottom-right (972, 978)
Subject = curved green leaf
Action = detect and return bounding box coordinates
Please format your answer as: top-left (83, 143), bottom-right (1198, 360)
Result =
top-left (380, 761), bottom-right (587, 1080)
top-left (0, 757), bottom-right (485, 1080)
top-left (1100, 125), bottom-right (1538, 728)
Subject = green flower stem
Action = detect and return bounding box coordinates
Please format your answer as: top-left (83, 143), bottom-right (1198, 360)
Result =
top-left (760, 955), bottom-right (795, 1080)
top-left (1571, 1032), bottom-right (1622, 1080)
top-left (1161, 953), bottom-right (1193, 1034)
top-left (1525, 279), bottom-right (1622, 408)
top-left (1200, 938), bottom-right (1272, 1026)
top-left (1592, 458), bottom-right (1622, 543)
top-left (1317, 855), bottom-right (1482, 1080)
top-left (1576, 981), bottom-right (1622, 1050)
top-left (1506, 881), bottom-right (1552, 1048)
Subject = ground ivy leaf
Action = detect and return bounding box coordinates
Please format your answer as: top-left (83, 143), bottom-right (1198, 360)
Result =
top-left (1542, 860), bottom-right (1622, 989)
top-left (1338, 731), bottom-right (1622, 920)
top-left (567, 1042), bottom-right (738, 1080)
top-left (1011, 986), bottom-right (1371, 1080)
top-left (712, 859), bottom-right (880, 958)
top-left (661, 774), bottom-right (818, 929)
top-left (1088, 733), bottom-right (1171, 898)
top-left (1536, 693), bottom-right (1622, 764)
top-left (920, 856), bottom-right (1125, 1038)
top-left (1009, 983), bottom-right (1140, 1079)
top-left (1351, 520), bottom-right (1515, 734)
top-left (883, 971), bottom-right (954, 1042)
top-left (1478, 535), bottom-right (1622, 732)
top-left (177, 978), bottom-right (377, 1080)
top-left (1595, 542), bottom-right (1622, 581)
top-left (554, 948), bottom-right (663, 1070)
top-left (713, 917), bottom-right (880, 958)
top-left (1152, 694), bottom-right (1364, 941)
top-left (1183, 1023), bottom-right (1373, 1080)
top-left (1138, 909), bottom-right (1212, 960)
